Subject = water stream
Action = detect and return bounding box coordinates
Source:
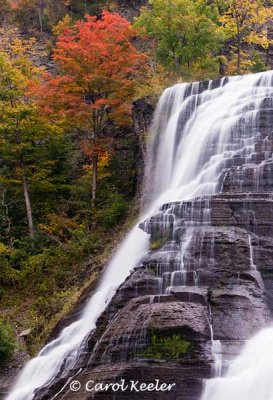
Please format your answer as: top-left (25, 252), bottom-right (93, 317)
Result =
top-left (201, 326), bottom-right (273, 400)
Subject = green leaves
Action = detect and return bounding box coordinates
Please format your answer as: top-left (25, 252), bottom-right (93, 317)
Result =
top-left (141, 332), bottom-right (191, 360)
top-left (134, 0), bottom-right (223, 76)
top-left (0, 321), bottom-right (16, 365)
top-left (0, 49), bottom-right (68, 243)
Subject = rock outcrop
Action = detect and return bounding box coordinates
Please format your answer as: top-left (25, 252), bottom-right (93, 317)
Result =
top-left (116, 0), bottom-right (148, 21)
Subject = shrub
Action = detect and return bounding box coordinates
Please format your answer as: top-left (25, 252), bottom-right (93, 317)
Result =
top-left (96, 193), bottom-right (128, 229)
top-left (250, 51), bottom-right (268, 73)
top-left (0, 245), bottom-right (19, 287)
top-left (0, 0), bottom-right (10, 22)
top-left (0, 321), bottom-right (16, 365)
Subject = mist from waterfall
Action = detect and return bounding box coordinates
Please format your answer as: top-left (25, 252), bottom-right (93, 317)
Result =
top-left (7, 69), bottom-right (273, 400)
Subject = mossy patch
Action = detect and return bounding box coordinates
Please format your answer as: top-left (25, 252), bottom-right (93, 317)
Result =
top-left (141, 333), bottom-right (191, 360)
top-left (149, 235), bottom-right (169, 250)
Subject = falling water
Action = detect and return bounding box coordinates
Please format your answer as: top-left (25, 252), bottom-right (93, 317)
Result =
top-left (208, 303), bottom-right (223, 378)
top-left (248, 234), bottom-right (257, 270)
top-left (201, 326), bottom-right (273, 400)
top-left (7, 70), bottom-right (273, 400)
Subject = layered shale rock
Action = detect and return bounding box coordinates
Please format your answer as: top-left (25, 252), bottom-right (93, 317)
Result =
top-left (40, 135), bottom-right (273, 400)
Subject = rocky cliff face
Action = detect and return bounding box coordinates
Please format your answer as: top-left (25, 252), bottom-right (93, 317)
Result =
top-left (116, 0), bottom-right (148, 21)
top-left (34, 80), bottom-right (273, 400)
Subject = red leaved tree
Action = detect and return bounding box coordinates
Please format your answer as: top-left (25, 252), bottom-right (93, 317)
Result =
top-left (33, 12), bottom-right (147, 205)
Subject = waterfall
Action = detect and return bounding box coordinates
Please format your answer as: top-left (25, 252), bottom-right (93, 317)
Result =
top-left (201, 326), bottom-right (273, 400)
top-left (248, 234), bottom-right (257, 270)
top-left (7, 70), bottom-right (273, 400)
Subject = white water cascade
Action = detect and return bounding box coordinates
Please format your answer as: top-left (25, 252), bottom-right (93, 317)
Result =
top-left (7, 70), bottom-right (273, 400)
top-left (201, 326), bottom-right (273, 400)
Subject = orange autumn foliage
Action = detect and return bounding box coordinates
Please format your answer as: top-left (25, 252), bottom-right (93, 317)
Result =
top-left (30, 11), bottom-right (148, 203)
top-left (32, 11), bottom-right (148, 133)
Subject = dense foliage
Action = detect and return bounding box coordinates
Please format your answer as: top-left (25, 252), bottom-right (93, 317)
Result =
top-left (1, 0), bottom-right (271, 77)
top-left (219, 0), bottom-right (273, 74)
top-left (0, 321), bottom-right (16, 364)
top-left (0, 9), bottom-right (145, 356)
top-left (134, 0), bottom-right (223, 78)
top-left (134, 0), bottom-right (272, 78)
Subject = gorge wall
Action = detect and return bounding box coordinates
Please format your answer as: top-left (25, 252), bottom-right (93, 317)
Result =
top-left (7, 72), bottom-right (273, 400)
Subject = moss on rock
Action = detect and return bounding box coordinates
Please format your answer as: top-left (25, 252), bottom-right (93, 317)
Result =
top-left (149, 235), bottom-right (169, 250)
top-left (141, 332), bottom-right (191, 360)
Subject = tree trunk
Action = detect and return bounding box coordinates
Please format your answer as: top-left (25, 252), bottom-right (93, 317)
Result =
top-left (23, 176), bottom-right (35, 239)
top-left (38, 10), bottom-right (43, 32)
top-left (1, 189), bottom-right (13, 246)
top-left (38, 0), bottom-right (45, 32)
top-left (237, 36), bottom-right (241, 74)
top-left (92, 154), bottom-right (98, 207)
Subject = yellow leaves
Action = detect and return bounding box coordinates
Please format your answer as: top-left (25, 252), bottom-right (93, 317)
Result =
top-left (97, 153), bottom-right (111, 179)
top-left (184, 56), bottom-right (221, 81)
top-left (52, 15), bottom-right (73, 36)
top-left (219, 0), bottom-right (269, 44)
top-left (0, 51), bottom-right (40, 109)
top-left (227, 50), bottom-right (254, 75)
top-left (0, 26), bottom-right (44, 78)
top-left (83, 152), bottom-right (110, 180)
top-left (219, 0), bottom-right (271, 74)
top-left (248, 30), bottom-right (270, 48)
top-left (99, 153), bottom-right (110, 169)
top-left (0, 26), bottom-right (19, 51)
top-left (134, 63), bottom-right (170, 98)
top-left (39, 215), bottom-right (79, 242)
top-left (10, 37), bottom-right (36, 58)
top-left (219, 14), bottom-right (237, 38)
top-left (0, 243), bottom-right (9, 254)
top-left (83, 164), bottom-right (92, 172)
top-left (0, 45), bottom-right (55, 136)
top-left (0, 51), bottom-right (28, 104)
